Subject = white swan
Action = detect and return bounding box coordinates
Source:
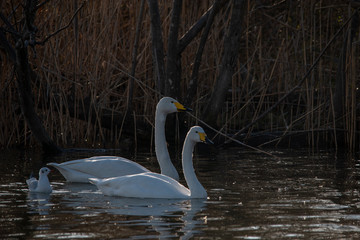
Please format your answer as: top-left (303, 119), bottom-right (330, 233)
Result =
top-left (26, 167), bottom-right (52, 193)
top-left (89, 126), bottom-right (213, 199)
top-left (48, 97), bottom-right (190, 182)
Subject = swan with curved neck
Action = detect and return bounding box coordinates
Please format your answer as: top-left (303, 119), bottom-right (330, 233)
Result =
top-left (155, 98), bottom-right (185, 180)
top-left (89, 126), bottom-right (213, 199)
top-left (48, 97), bottom-right (190, 182)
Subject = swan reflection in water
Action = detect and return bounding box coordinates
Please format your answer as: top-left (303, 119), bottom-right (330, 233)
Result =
top-left (59, 183), bottom-right (207, 239)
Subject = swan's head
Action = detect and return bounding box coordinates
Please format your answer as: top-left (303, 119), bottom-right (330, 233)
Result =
top-left (39, 167), bottom-right (51, 176)
top-left (157, 97), bottom-right (192, 114)
top-left (188, 126), bottom-right (214, 144)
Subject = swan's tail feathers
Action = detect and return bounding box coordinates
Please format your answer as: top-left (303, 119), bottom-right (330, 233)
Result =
top-left (47, 162), bottom-right (64, 178)
top-left (47, 162), bottom-right (59, 167)
top-left (88, 178), bottom-right (101, 185)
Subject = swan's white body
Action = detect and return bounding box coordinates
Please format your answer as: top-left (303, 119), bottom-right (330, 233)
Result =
top-left (48, 97), bottom-right (189, 182)
top-left (26, 167), bottom-right (52, 193)
top-left (90, 126), bottom-right (212, 199)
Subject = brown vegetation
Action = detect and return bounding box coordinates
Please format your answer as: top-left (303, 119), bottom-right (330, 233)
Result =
top-left (0, 0), bottom-right (359, 152)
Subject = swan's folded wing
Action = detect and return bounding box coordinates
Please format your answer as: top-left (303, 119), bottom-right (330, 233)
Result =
top-left (49, 157), bottom-right (150, 179)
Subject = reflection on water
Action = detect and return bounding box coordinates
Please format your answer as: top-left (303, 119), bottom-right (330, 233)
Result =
top-left (27, 192), bottom-right (52, 215)
top-left (1, 148), bottom-right (360, 239)
top-left (23, 182), bottom-right (205, 239)
top-left (55, 183), bottom-right (206, 239)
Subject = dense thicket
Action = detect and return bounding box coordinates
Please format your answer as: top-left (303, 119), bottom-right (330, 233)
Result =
top-left (0, 1), bottom-right (359, 151)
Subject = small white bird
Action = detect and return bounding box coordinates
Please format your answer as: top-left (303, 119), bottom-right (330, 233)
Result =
top-left (89, 126), bottom-right (213, 199)
top-left (26, 167), bottom-right (52, 193)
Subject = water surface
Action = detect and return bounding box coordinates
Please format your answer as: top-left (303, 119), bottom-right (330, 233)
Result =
top-left (1, 148), bottom-right (360, 239)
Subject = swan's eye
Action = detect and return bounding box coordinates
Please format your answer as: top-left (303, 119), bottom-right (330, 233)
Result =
top-left (171, 101), bottom-right (174, 103)
top-left (195, 131), bottom-right (198, 133)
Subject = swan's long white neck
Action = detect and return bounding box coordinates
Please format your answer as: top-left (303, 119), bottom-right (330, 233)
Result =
top-left (155, 108), bottom-right (179, 180)
top-left (182, 137), bottom-right (207, 198)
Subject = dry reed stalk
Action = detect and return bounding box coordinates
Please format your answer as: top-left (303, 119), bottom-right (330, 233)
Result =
top-left (349, 41), bottom-right (357, 151)
top-left (133, 110), bottom-right (137, 151)
top-left (260, 103), bottom-right (325, 148)
top-left (1, 0), bottom-right (358, 150)
top-left (246, 39), bottom-right (284, 138)
top-left (328, 87), bottom-right (338, 149)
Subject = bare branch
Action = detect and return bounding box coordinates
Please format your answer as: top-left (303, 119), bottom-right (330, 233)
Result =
top-left (36, 1), bottom-right (86, 45)
top-left (0, 12), bottom-right (19, 35)
top-left (0, 28), bottom-right (16, 62)
top-left (36, 0), bottom-right (51, 10)
top-left (177, 0), bottom-right (227, 54)
top-left (185, 0), bottom-right (221, 106)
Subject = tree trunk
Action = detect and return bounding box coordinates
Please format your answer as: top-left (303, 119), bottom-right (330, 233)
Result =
top-left (165, 0), bottom-right (182, 99)
top-left (0, 0), bottom-right (62, 153)
top-left (202, 0), bottom-right (246, 126)
top-left (127, 0), bottom-right (146, 114)
top-left (147, 0), bottom-right (166, 94)
top-left (15, 39), bottom-right (62, 153)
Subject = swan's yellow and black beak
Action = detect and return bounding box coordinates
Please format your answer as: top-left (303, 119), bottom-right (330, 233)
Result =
top-left (199, 132), bottom-right (214, 145)
top-left (174, 102), bottom-right (192, 112)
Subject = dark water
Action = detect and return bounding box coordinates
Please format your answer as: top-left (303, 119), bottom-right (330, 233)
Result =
top-left (1, 147), bottom-right (360, 239)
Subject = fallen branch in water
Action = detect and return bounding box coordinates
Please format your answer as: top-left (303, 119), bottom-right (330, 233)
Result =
top-left (186, 112), bottom-right (280, 160)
